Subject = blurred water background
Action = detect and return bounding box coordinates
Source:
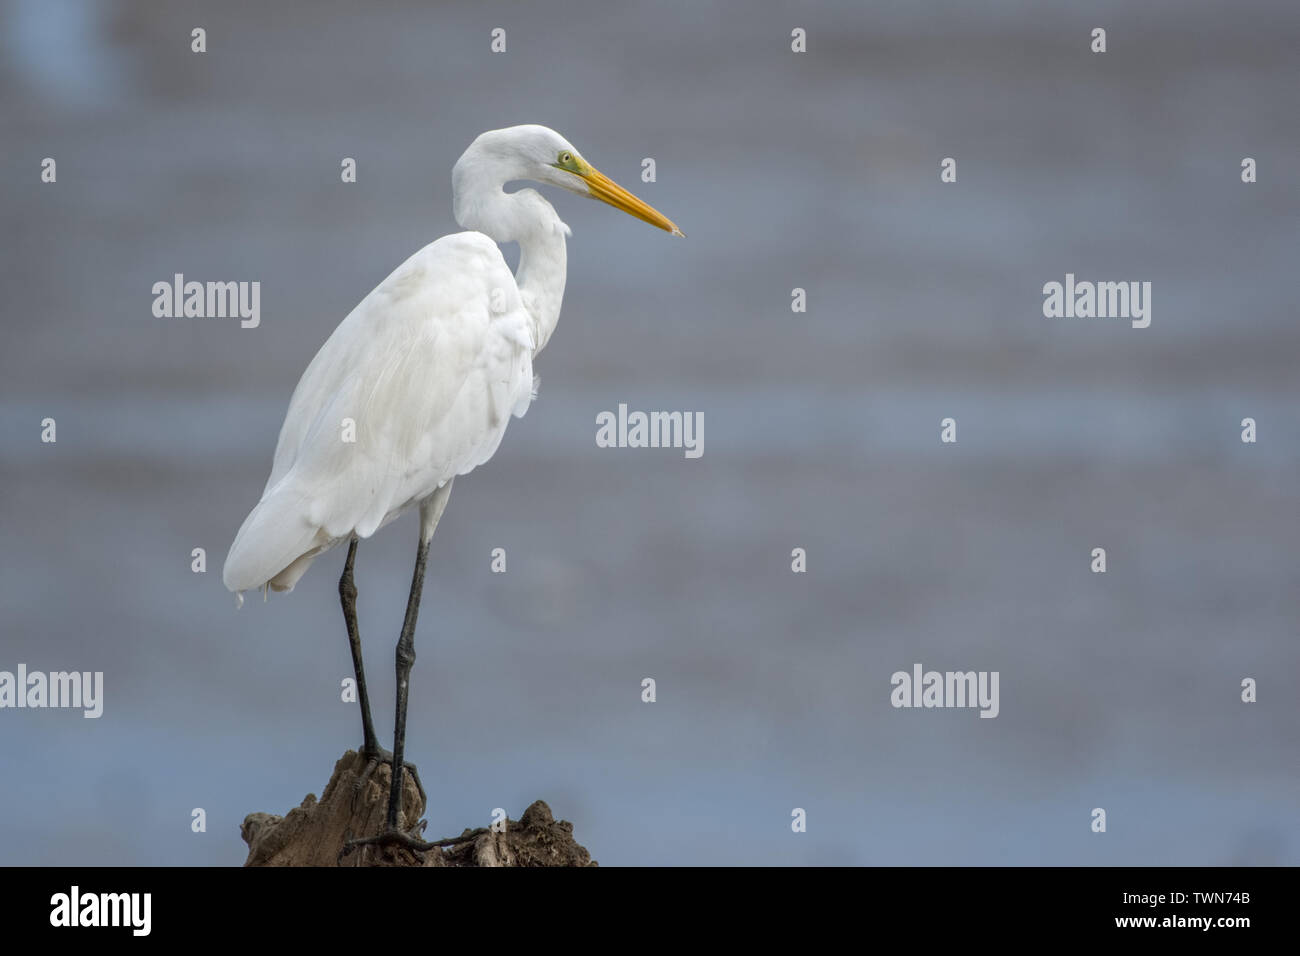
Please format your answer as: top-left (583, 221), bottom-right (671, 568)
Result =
top-left (1, 0), bottom-right (1297, 865)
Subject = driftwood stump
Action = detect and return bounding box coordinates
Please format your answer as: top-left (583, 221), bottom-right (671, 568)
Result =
top-left (241, 749), bottom-right (596, 867)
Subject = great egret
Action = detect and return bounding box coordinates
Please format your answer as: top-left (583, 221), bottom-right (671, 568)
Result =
top-left (223, 124), bottom-right (682, 852)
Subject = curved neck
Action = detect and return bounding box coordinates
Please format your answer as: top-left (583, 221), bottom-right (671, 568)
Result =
top-left (454, 174), bottom-right (569, 355)
top-left (514, 213), bottom-right (567, 354)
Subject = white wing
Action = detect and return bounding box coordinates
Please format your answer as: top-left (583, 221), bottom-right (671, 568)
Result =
top-left (223, 232), bottom-right (536, 594)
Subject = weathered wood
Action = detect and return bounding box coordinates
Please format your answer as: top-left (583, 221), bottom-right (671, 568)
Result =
top-left (241, 749), bottom-right (596, 867)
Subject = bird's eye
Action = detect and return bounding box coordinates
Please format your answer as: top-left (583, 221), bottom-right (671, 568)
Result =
top-left (559, 151), bottom-right (573, 165)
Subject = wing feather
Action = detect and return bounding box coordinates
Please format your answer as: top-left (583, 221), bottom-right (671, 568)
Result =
top-left (223, 232), bottom-right (535, 593)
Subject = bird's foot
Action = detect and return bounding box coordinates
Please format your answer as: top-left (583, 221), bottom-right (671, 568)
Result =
top-left (354, 743), bottom-right (426, 808)
top-left (338, 825), bottom-right (492, 865)
top-left (340, 825), bottom-right (434, 862)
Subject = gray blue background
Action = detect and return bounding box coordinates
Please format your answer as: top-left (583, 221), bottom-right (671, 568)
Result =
top-left (1, 0), bottom-right (1296, 865)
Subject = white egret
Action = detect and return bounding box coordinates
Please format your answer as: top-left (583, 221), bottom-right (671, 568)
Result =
top-left (223, 124), bottom-right (682, 851)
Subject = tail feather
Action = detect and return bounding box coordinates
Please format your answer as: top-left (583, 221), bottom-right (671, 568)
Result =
top-left (223, 485), bottom-right (330, 595)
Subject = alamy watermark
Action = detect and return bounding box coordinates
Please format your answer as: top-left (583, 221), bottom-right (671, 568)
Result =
top-left (596, 403), bottom-right (703, 459)
top-left (50, 886), bottom-right (150, 936)
top-left (890, 663), bottom-right (999, 718)
top-left (1042, 273), bottom-right (1151, 328)
top-left (152, 274), bottom-right (260, 328)
top-left (0, 664), bottom-right (103, 718)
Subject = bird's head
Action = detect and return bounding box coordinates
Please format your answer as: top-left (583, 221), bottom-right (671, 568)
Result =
top-left (454, 124), bottom-right (684, 237)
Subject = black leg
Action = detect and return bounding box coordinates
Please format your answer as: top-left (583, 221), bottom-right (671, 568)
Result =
top-left (341, 539), bottom-right (426, 810)
top-left (340, 485), bottom-right (451, 859)
top-left (387, 535), bottom-right (430, 830)
top-left (339, 538), bottom-right (381, 756)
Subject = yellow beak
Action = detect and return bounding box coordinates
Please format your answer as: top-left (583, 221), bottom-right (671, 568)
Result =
top-left (581, 167), bottom-right (685, 237)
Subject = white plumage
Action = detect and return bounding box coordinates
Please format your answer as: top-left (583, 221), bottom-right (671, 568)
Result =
top-left (223, 125), bottom-right (681, 600)
top-left (221, 124), bottom-right (681, 847)
top-left (224, 234), bottom-right (535, 594)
